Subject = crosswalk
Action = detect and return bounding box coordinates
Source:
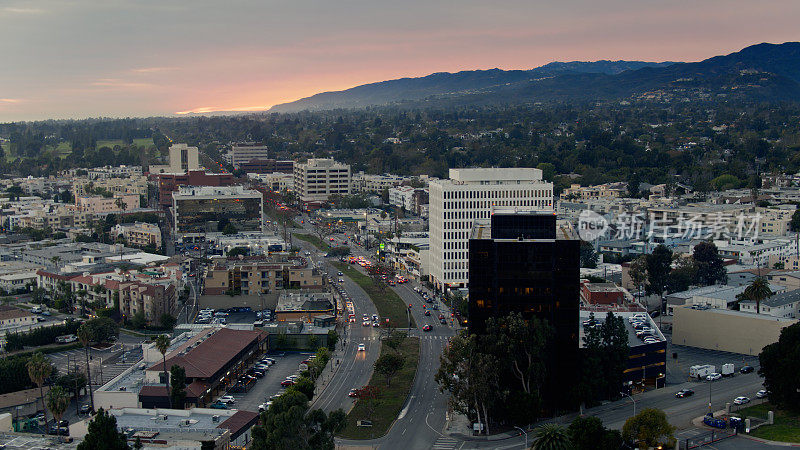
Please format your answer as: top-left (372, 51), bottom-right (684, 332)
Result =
top-left (356, 335), bottom-right (450, 341)
top-left (432, 436), bottom-right (458, 449)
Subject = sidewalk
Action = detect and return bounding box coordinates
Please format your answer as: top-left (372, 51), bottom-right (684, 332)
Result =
top-left (310, 325), bottom-right (350, 410)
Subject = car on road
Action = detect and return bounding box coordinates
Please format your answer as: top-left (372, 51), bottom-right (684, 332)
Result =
top-left (358, 343), bottom-right (366, 351)
top-left (675, 389), bottom-right (694, 398)
top-left (756, 389), bottom-right (769, 399)
top-left (422, 324), bottom-right (432, 332)
top-left (362, 320), bottom-right (370, 327)
top-left (209, 401), bottom-right (228, 409)
top-left (338, 272), bottom-right (343, 276)
top-left (372, 321), bottom-right (380, 327)
top-left (218, 395), bottom-right (236, 404)
top-left (740, 365), bottom-right (755, 374)
top-left (733, 396), bottom-right (751, 405)
top-left (80, 404), bottom-right (92, 414)
top-left (706, 373), bottom-right (722, 381)
top-left (349, 389), bottom-right (358, 397)
top-left (440, 318), bottom-right (447, 325)
top-left (339, 278), bottom-right (344, 283)
top-left (424, 310), bottom-right (431, 316)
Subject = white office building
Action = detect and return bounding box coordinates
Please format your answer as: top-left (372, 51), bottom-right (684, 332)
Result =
top-left (293, 158), bottom-right (351, 203)
top-left (231, 143), bottom-right (270, 168)
top-left (168, 143), bottom-right (200, 173)
top-left (428, 168), bottom-right (553, 289)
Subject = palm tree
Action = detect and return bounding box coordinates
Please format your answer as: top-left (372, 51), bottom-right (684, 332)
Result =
top-left (154, 334), bottom-right (172, 408)
top-left (46, 386), bottom-right (70, 441)
top-left (531, 423), bottom-right (571, 450)
top-left (738, 277), bottom-right (774, 314)
top-left (26, 352), bottom-right (52, 432)
top-left (77, 325), bottom-right (95, 411)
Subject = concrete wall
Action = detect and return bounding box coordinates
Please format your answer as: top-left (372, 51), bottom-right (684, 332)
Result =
top-left (93, 390), bottom-right (139, 411)
top-left (672, 306), bottom-right (797, 355)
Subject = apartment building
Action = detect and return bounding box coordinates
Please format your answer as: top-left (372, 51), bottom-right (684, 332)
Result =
top-left (75, 194), bottom-right (139, 214)
top-left (73, 175), bottom-right (148, 200)
top-left (248, 172), bottom-right (294, 191)
top-left (86, 165), bottom-right (143, 180)
top-left (352, 172), bottom-right (409, 193)
top-left (560, 182), bottom-right (627, 201)
top-left (203, 255), bottom-right (322, 295)
top-left (428, 167), bottom-right (553, 289)
top-left (113, 222), bottom-right (162, 249)
top-left (293, 159), bottom-right (351, 203)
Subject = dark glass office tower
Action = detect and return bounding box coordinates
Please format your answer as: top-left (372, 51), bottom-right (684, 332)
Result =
top-left (468, 212), bottom-right (580, 407)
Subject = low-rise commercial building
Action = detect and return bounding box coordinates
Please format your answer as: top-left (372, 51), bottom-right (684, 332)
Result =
top-left (672, 305), bottom-right (797, 355)
top-left (172, 185), bottom-right (263, 235)
top-left (0, 306), bottom-right (36, 330)
top-left (580, 281), bottom-right (626, 305)
top-left (154, 170), bottom-right (235, 208)
top-left (275, 292), bottom-right (335, 322)
top-left (113, 222), bottom-right (162, 249)
top-left (75, 194), bottom-right (139, 214)
top-left (203, 255), bottom-right (321, 295)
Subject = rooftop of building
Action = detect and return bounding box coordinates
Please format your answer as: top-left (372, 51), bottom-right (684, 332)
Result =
top-left (147, 327), bottom-right (266, 379)
top-left (675, 304), bottom-right (799, 322)
top-left (582, 282), bottom-right (625, 293)
top-left (447, 167), bottom-right (544, 183)
top-left (740, 288), bottom-right (800, 308)
top-left (578, 309), bottom-right (665, 349)
top-left (108, 407), bottom-right (256, 441)
top-left (276, 292), bottom-right (334, 313)
top-left (173, 185), bottom-right (260, 197)
top-left (0, 306), bottom-right (34, 321)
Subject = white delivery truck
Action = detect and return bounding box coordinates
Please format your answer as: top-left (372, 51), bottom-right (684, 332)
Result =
top-left (720, 363), bottom-right (735, 377)
top-left (689, 364), bottom-right (716, 379)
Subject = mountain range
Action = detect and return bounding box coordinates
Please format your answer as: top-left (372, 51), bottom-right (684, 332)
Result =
top-left (269, 42), bottom-right (800, 113)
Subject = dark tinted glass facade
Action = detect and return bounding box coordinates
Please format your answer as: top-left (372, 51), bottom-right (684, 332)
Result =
top-left (175, 197), bottom-right (262, 233)
top-left (468, 213), bottom-right (579, 406)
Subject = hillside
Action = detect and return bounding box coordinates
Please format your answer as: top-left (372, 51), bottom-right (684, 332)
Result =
top-left (269, 42), bottom-right (800, 112)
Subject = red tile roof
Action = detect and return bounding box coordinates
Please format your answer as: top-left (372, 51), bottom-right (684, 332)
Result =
top-left (218, 410), bottom-right (259, 439)
top-left (148, 328), bottom-right (267, 379)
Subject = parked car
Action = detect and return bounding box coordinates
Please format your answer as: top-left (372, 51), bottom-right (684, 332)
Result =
top-left (424, 310), bottom-right (431, 316)
top-left (706, 373), bottom-right (722, 381)
top-left (733, 396), bottom-right (751, 405)
top-left (740, 365), bottom-right (755, 374)
top-left (675, 389), bottom-right (694, 398)
top-left (80, 404), bottom-right (92, 414)
top-left (209, 401), bottom-right (228, 409)
top-left (756, 389), bottom-right (769, 399)
top-left (703, 413), bottom-right (726, 429)
top-left (281, 379), bottom-right (295, 387)
top-left (218, 395), bottom-right (236, 404)
top-left (440, 318), bottom-right (447, 325)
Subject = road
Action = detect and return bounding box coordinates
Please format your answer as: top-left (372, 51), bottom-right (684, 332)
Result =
top-left (292, 233), bottom-right (382, 415)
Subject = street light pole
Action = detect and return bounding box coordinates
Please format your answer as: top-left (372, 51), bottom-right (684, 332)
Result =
top-left (513, 426), bottom-right (528, 448)
top-left (620, 392), bottom-right (636, 417)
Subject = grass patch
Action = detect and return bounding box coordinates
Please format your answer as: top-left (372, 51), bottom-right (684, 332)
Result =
top-left (339, 337), bottom-right (420, 439)
top-left (294, 233), bottom-right (331, 251)
top-left (333, 262), bottom-right (415, 328)
top-left (733, 402), bottom-right (800, 443)
top-left (97, 139), bottom-right (123, 148)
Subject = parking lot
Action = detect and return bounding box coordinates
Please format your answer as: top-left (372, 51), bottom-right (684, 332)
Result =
top-left (666, 343), bottom-right (760, 385)
top-left (222, 352), bottom-right (311, 412)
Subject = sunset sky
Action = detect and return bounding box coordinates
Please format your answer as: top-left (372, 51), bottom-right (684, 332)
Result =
top-left (1, 0), bottom-right (798, 122)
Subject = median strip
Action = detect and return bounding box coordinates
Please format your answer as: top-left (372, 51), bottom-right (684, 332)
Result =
top-left (294, 233), bottom-right (331, 251)
top-left (339, 337), bottom-right (420, 439)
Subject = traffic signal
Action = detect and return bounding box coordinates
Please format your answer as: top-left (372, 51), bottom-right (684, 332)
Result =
top-left (408, 304), bottom-right (412, 309)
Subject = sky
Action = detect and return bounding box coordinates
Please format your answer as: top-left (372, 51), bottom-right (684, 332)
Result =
top-left (1, 0), bottom-right (798, 122)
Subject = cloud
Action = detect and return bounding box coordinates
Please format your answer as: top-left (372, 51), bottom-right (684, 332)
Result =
top-left (1, 6), bottom-right (46, 15)
top-left (90, 78), bottom-right (153, 89)
top-left (131, 66), bottom-right (176, 74)
top-left (175, 105), bottom-right (271, 115)
top-left (0, 98), bottom-right (22, 103)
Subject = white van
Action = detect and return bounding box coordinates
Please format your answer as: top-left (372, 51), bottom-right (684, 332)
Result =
top-left (31, 306), bottom-right (42, 314)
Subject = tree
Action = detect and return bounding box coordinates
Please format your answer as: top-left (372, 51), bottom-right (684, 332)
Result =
top-left (628, 255), bottom-right (648, 296)
top-left (627, 172), bottom-right (641, 198)
top-left (222, 222), bottom-right (238, 235)
top-left (26, 352), bottom-right (52, 432)
top-left (154, 335), bottom-right (172, 408)
top-left (46, 386), bottom-right (70, 441)
top-left (736, 277), bottom-right (774, 314)
top-left (579, 241), bottom-right (599, 269)
top-left (292, 376), bottom-right (315, 401)
top-left (568, 416), bottom-right (622, 450)
top-left (668, 255), bottom-right (697, 293)
top-left (622, 408), bottom-right (675, 449)
top-left (326, 329), bottom-right (339, 351)
top-left (759, 322), bottom-right (800, 411)
top-left (250, 388), bottom-right (345, 450)
top-left (486, 312), bottom-right (552, 398)
top-left (77, 408), bottom-right (130, 450)
top-left (791, 209), bottom-right (800, 232)
top-left (374, 353), bottom-right (405, 386)
top-left (692, 241), bottom-right (727, 285)
top-left (77, 325), bottom-right (96, 411)
top-left (169, 365), bottom-right (186, 409)
top-left (6, 185), bottom-right (23, 201)
top-left (351, 385), bottom-right (381, 421)
top-left (580, 312), bottom-right (629, 403)
top-left (160, 313), bottom-right (177, 330)
top-left (130, 311), bottom-right (147, 329)
top-left (645, 245), bottom-right (672, 295)
top-left (383, 329), bottom-right (407, 353)
top-left (84, 317), bottom-right (119, 343)
top-left (537, 162), bottom-right (556, 181)
top-left (531, 423), bottom-right (571, 450)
